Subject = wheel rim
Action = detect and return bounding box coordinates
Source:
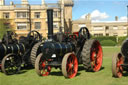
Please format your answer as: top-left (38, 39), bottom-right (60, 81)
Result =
top-left (67, 54), bottom-right (78, 78)
top-left (40, 60), bottom-right (51, 76)
top-left (90, 41), bottom-right (102, 71)
top-left (62, 53), bottom-right (78, 78)
top-left (116, 53), bottom-right (123, 78)
top-left (2, 54), bottom-right (21, 75)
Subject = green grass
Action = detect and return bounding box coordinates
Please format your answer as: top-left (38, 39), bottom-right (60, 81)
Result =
top-left (0, 47), bottom-right (128, 85)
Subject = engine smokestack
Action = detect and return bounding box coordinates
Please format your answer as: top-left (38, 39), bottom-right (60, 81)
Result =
top-left (47, 9), bottom-right (53, 39)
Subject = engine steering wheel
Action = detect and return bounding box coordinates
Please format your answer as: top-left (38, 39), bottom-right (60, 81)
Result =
top-left (78, 27), bottom-right (90, 40)
top-left (27, 30), bottom-right (42, 42)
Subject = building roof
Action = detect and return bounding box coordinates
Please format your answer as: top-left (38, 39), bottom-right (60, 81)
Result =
top-left (73, 18), bottom-right (127, 25)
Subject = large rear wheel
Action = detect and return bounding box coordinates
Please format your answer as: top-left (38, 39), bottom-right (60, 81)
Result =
top-left (30, 42), bottom-right (42, 67)
top-left (81, 39), bottom-right (103, 72)
top-left (62, 53), bottom-right (78, 78)
top-left (35, 53), bottom-right (51, 76)
top-left (112, 53), bottom-right (124, 78)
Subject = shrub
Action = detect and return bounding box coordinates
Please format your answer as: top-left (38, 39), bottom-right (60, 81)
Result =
top-left (117, 36), bottom-right (127, 45)
top-left (93, 36), bottom-right (117, 43)
top-left (100, 40), bottom-right (116, 46)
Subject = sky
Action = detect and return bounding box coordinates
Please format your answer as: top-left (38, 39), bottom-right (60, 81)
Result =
top-left (4, 0), bottom-right (128, 21)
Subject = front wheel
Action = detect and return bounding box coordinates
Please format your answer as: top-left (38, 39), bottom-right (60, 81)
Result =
top-left (112, 53), bottom-right (124, 78)
top-left (62, 52), bottom-right (78, 78)
top-left (35, 53), bottom-right (51, 76)
top-left (1, 53), bottom-right (21, 75)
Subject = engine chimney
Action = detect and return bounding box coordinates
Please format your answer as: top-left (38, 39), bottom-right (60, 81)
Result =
top-left (47, 9), bottom-right (53, 39)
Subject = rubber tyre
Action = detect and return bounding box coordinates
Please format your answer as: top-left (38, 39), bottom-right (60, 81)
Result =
top-left (81, 39), bottom-right (103, 72)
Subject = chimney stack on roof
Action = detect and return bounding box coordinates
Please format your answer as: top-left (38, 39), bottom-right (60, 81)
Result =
top-left (22, 0), bottom-right (28, 4)
top-left (42, 0), bottom-right (45, 5)
top-left (10, 1), bottom-right (14, 5)
top-left (115, 16), bottom-right (118, 21)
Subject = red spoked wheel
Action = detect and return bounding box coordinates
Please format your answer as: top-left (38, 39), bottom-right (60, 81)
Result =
top-left (112, 53), bottom-right (124, 78)
top-left (90, 40), bottom-right (103, 72)
top-left (35, 53), bottom-right (51, 76)
top-left (82, 39), bottom-right (103, 72)
top-left (62, 53), bottom-right (78, 78)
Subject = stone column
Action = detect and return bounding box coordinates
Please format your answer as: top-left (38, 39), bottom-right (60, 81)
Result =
top-left (0, 0), bottom-right (5, 5)
top-left (60, 0), bottom-right (64, 33)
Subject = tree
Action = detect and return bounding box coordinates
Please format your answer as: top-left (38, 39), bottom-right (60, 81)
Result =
top-left (0, 19), bottom-right (13, 39)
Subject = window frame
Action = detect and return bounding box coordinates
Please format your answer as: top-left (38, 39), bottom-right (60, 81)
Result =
top-left (16, 12), bottom-right (27, 18)
top-left (16, 23), bottom-right (27, 30)
top-left (35, 22), bottom-right (41, 29)
top-left (3, 12), bottom-right (10, 19)
top-left (35, 12), bottom-right (40, 18)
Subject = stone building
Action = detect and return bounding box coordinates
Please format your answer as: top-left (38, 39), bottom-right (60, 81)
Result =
top-left (0, 0), bottom-right (74, 37)
top-left (73, 14), bottom-right (128, 37)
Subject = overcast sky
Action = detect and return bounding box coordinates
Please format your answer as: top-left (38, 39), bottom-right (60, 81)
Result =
top-left (4, 0), bottom-right (128, 21)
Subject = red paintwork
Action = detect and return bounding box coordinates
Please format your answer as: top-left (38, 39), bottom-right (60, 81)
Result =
top-left (41, 60), bottom-right (51, 76)
top-left (67, 54), bottom-right (78, 78)
top-left (116, 54), bottom-right (123, 78)
top-left (90, 41), bottom-right (103, 71)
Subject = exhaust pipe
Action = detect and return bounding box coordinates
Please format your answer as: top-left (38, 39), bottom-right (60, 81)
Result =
top-left (47, 9), bottom-right (53, 39)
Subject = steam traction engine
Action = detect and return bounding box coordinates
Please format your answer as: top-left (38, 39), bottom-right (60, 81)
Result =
top-left (34, 9), bottom-right (103, 78)
top-left (112, 39), bottom-right (128, 78)
top-left (0, 30), bottom-right (42, 75)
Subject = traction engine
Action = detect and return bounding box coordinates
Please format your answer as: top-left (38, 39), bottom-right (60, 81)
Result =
top-left (33, 9), bottom-right (103, 78)
top-left (112, 39), bottom-right (128, 78)
top-left (0, 30), bottom-right (42, 75)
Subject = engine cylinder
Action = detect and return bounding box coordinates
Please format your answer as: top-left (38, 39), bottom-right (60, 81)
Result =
top-left (0, 44), bottom-right (7, 60)
top-left (0, 43), bottom-right (25, 61)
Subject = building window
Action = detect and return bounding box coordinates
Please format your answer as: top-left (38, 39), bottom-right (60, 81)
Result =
top-left (94, 33), bottom-right (103, 37)
top-left (113, 33), bottom-right (118, 36)
top-left (17, 23), bottom-right (27, 29)
top-left (53, 23), bottom-right (58, 29)
top-left (3, 13), bottom-right (9, 19)
top-left (17, 12), bottom-right (27, 18)
top-left (79, 24), bottom-right (86, 28)
top-left (4, 23), bottom-right (10, 29)
top-left (53, 11), bottom-right (57, 17)
top-left (124, 32), bottom-right (127, 36)
top-left (35, 12), bottom-right (40, 18)
top-left (93, 26), bottom-right (103, 30)
top-left (113, 26), bottom-right (118, 30)
top-left (124, 26), bottom-right (127, 29)
top-left (35, 22), bottom-right (41, 29)
top-left (105, 26), bottom-right (109, 30)
top-left (106, 33), bottom-right (109, 36)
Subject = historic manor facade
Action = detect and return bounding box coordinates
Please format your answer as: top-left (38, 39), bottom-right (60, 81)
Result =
top-left (0, 0), bottom-right (73, 37)
top-left (0, 0), bottom-right (127, 37)
top-left (72, 14), bottom-right (128, 37)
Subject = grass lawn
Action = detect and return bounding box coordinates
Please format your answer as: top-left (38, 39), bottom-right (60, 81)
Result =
top-left (0, 47), bottom-right (128, 85)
